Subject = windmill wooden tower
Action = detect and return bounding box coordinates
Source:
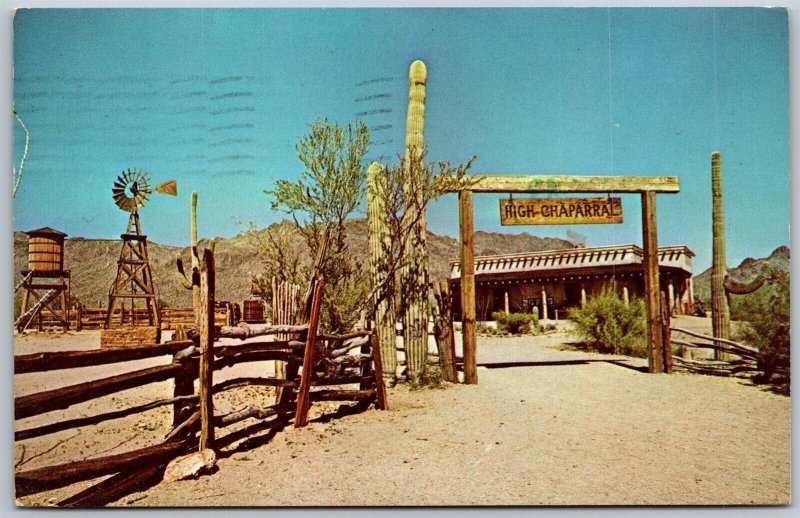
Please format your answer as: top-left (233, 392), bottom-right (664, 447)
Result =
top-left (15, 227), bottom-right (71, 332)
top-left (105, 168), bottom-right (177, 331)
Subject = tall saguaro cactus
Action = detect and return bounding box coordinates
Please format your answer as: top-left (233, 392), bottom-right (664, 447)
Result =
top-left (176, 191), bottom-right (214, 328)
top-left (710, 151), bottom-right (731, 357)
top-left (367, 162), bottom-right (397, 384)
top-left (402, 60), bottom-right (430, 377)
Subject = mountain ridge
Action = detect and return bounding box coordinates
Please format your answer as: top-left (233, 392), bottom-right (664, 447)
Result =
top-left (13, 218), bottom-right (576, 308)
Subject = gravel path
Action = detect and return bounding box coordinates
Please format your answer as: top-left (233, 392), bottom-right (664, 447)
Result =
top-left (13, 320), bottom-right (791, 506)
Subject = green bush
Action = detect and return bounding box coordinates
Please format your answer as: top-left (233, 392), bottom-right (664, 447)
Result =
top-left (734, 269), bottom-right (790, 385)
top-left (492, 311), bottom-right (539, 335)
top-left (568, 286), bottom-right (647, 357)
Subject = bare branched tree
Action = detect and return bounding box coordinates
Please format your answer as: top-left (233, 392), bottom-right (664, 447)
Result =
top-left (366, 147), bottom-right (476, 320)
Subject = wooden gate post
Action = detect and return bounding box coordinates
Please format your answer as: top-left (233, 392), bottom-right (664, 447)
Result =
top-left (198, 249), bottom-right (215, 449)
top-left (459, 190), bottom-right (478, 384)
top-left (641, 191), bottom-right (665, 373)
top-left (660, 291), bottom-right (673, 374)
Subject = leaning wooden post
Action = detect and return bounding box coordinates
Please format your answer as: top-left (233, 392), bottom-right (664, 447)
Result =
top-left (641, 191), bottom-right (665, 374)
top-left (402, 59), bottom-right (430, 379)
top-left (198, 249), bottom-right (215, 449)
top-left (294, 277), bottom-right (325, 428)
top-left (367, 162), bottom-right (397, 385)
top-left (710, 151), bottom-right (731, 358)
top-left (459, 190), bottom-right (478, 384)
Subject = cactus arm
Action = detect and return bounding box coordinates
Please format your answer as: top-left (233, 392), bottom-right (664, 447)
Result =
top-left (724, 271), bottom-right (766, 295)
top-left (176, 255), bottom-right (194, 290)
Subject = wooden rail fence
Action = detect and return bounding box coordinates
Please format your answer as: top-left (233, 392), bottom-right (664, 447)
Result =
top-left (669, 326), bottom-right (770, 378)
top-left (73, 305), bottom-right (232, 331)
top-left (15, 249), bottom-right (387, 506)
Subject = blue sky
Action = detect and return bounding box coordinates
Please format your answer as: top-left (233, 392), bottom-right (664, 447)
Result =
top-left (12, 7), bottom-right (789, 273)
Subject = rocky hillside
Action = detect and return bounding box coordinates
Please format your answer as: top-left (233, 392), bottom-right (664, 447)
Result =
top-left (14, 219), bottom-right (575, 308)
top-left (692, 246), bottom-right (790, 303)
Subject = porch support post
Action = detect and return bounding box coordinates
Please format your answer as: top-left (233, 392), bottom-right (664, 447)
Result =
top-left (541, 287), bottom-right (548, 321)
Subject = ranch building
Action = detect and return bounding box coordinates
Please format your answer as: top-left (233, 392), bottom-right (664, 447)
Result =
top-left (448, 244), bottom-right (695, 321)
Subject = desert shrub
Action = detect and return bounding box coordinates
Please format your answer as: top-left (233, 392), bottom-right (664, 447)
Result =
top-left (477, 322), bottom-right (497, 335)
top-left (540, 321), bottom-right (558, 333)
top-left (568, 286), bottom-right (647, 357)
top-left (492, 311), bottom-right (539, 335)
top-left (405, 367), bottom-right (444, 390)
top-left (734, 269), bottom-right (790, 384)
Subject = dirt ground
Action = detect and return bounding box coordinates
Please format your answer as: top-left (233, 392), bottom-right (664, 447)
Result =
top-left (13, 316), bottom-right (791, 506)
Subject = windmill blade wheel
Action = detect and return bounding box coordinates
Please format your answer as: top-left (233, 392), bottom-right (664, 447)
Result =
top-left (112, 168), bottom-right (153, 213)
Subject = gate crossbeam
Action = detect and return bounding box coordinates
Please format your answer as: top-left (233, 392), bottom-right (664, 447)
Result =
top-left (446, 175), bottom-right (680, 194)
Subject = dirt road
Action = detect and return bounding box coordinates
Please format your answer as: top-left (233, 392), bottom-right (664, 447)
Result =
top-left (13, 319), bottom-right (791, 506)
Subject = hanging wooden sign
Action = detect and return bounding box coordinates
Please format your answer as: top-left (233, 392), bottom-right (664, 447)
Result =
top-left (500, 197), bottom-right (623, 225)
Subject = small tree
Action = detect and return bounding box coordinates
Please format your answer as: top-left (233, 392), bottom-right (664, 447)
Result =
top-left (568, 285), bottom-right (647, 357)
top-left (245, 220), bottom-right (306, 306)
top-left (264, 117), bottom-right (371, 332)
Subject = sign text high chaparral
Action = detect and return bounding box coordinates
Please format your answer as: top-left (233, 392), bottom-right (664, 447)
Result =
top-left (499, 197), bottom-right (623, 225)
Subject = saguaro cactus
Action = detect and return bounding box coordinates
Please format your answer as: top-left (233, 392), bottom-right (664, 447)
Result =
top-left (402, 60), bottom-right (430, 378)
top-left (710, 152), bottom-right (731, 357)
top-left (176, 192), bottom-right (214, 326)
top-left (367, 162), bottom-right (397, 384)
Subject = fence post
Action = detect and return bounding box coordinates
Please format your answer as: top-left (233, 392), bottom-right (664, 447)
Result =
top-left (172, 351), bottom-right (196, 428)
top-left (431, 280), bottom-right (458, 383)
top-left (198, 249), bottom-right (215, 450)
top-left (661, 291), bottom-right (673, 374)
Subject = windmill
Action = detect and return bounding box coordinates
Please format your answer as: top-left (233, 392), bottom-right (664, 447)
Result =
top-left (105, 168), bottom-right (177, 330)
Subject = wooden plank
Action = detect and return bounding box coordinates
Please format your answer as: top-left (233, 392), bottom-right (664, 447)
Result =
top-left (641, 191), bottom-right (665, 373)
top-left (16, 394), bottom-right (198, 441)
top-left (213, 340), bottom-right (305, 357)
top-left (499, 197), bottom-right (623, 225)
top-left (309, 389), bottom-right (375, 402)
top-left (58, 461), bottom-right (164, 507)
top-left (294, 278), bottom-right (325, 427)
top-left (15, 438), bottom-right (190, 497)
top-left (15, 363), bottom-right (183, 420)
top-left (460, 190), bottom-right (477, 384)
top-left (15, 341), bottom-right (193, 374)
top-left (213, 377), bottom-right (297, 393)
top-left (213, 350), bottom-right (298, 370)
top-left (198, 249), bottom-right (215, 450)
top-left (446, 175), bottom-right (680, 193)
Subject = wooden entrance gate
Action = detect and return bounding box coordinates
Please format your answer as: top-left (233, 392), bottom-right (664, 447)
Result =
top-left (446, 175), bottom-right (680, 383)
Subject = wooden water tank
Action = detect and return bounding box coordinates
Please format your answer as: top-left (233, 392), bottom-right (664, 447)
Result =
top-left (242, 297), bottom-right (265, 323)
top-left (26, 227), bottom-right (67, 272)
